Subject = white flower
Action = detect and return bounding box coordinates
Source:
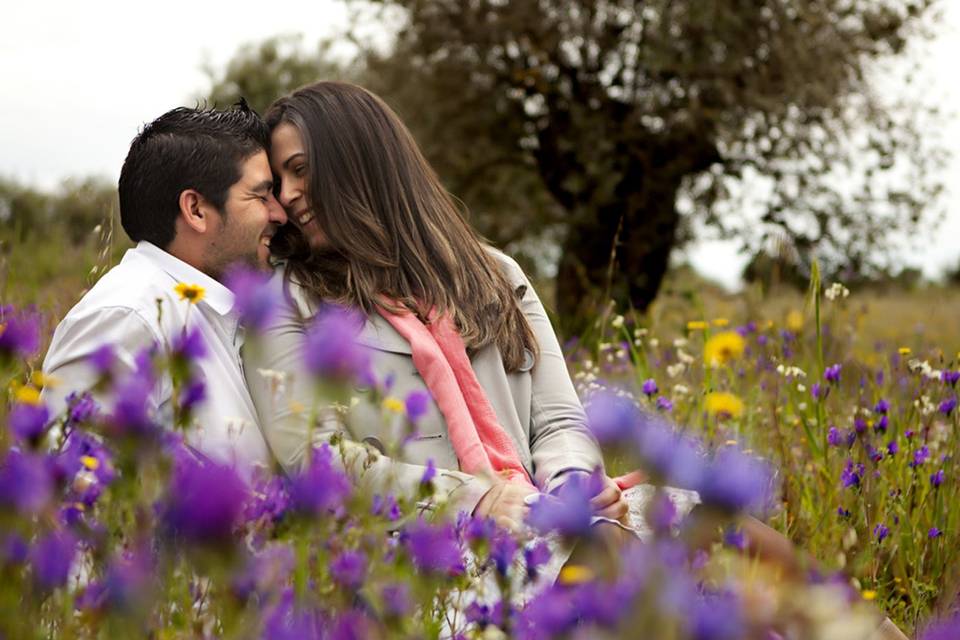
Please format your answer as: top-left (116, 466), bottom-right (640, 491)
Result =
top-left (797, 384), bottom-right (807, 393)
top-left (677, 349), bottom-right (695, 365)
top-left (647, 338), bottom-right (659, 348)
top-left (673, 337), bottom-right (688, 348)
top-left (825, 282), bottom-right (850, 301)
top-left (673, 384), bottom-right (690, 396)
top-left (666, 363), bottom-right (686, 378)
top-left (610, 315), bottom-right (625, 329)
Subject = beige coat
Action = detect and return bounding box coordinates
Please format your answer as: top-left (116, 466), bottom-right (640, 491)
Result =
top-left (243, 251), bottom-right (603, 515)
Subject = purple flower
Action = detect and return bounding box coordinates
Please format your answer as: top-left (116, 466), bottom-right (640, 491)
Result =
top-left (526, 474), bottom-right (594, 537)
top-left (178, 379), bottom-right (206, 413)
top-left (380, 583), bottom-right (412, 618)
top-left (887, 440), bottom-right (899, 456)
top-left (854, 417), bottom-right (867, 435)
top-left (648, 491), bottom-right (678, 535)
top-left (420, 458), bottom-right (436, 485)
top-left (942, 370), bottom-right (960, 386)
top-left (824, 363), bottom-right (842, 383)
top-left (920, 613), bottom-right (960, 640)
top-left (0, 449), bottom-right (53, 513)
top-left (171, 326), bottom-right (207, 361)
top-left (30, 530), bottom-right (78, 590)
top-left (489, 528), bottom-right (518, 576)
top-left (910, 445), bottom-right (930, 468)
top-left (655, 396), bottom-right (674, 412)
top-left (874, 398), bottom-right (890, 414)
top-left (841, 460), bottom-right (864, 489)
top-left (874, 523), bottom-right (890, 543)
top-left (88, 343), bottom-right (116, 376)
top-left (161, 451), bottom-right (248, 546)
top-left (231, 546), bottom-right (295, 599)
top-left (641, 378), bottom-right (658, 396)
top-left (80, 545), bottom-right (154, 612)
top-left (289, 444), bottom-right (351, 517)
top-left (697, 448), bottom-right (773, 514)
top-left (466, 602), bottom-right (503, 630)
top-left (827, 426), bottom-right (841, 446)
top-left (874, 415), bottom-right (889, 433)
top-left (330, 550), bottom-right (368, 589)
top-left (687, 592), bottom-right (743, 640)
top-left (65, 392), bottom-right (99, 426)
top-left (107, 350), bottom-right (159, 437)
top-left (244, 475), bottom-right (290, 524)
top-left (402, 519), bottom-right (464, 575)
top-left (837, 506), bottom-right (851, 518)
top-left (404, 390), bottom-right (430, 421)
top-left (930, 469), bottom-right (944, 488)
top-left (939, 396), bottom-right (957, 416)
top-left (929, 527), bottom-right (942, 538)
top-left (8, 402), bottom-right (50, 443)
top-left (584, 391), bottom-right (640, 444)
top-left (303, 305), bottom-right (371, 383)
top-left (523, 541), bottom-right (552, 581)
top-left (811, 382), bottom-right (825, 400)
top-left (0, 305), bottom-right (41, 359)
top-left (225, 265), bottom-right (281, 331)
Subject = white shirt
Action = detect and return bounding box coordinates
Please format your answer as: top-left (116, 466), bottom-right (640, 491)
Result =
top-left (42, 241), bottom-right (270, 472)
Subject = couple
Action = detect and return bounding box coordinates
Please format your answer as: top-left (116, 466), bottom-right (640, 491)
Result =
top-left (42, 81), bottom-right (627, 536)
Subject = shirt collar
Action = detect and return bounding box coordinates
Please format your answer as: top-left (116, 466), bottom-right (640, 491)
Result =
top-left (134, 241), bottom-right (235, 317)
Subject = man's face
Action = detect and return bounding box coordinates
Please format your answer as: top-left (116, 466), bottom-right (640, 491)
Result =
top-left (206, 150), bottom-right (287, 277)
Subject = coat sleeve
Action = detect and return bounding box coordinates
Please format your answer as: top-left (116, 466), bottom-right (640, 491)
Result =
top-left (243, 269), bottom-right (492, 515)
top-left (493, 251), bottom-right (605, 493)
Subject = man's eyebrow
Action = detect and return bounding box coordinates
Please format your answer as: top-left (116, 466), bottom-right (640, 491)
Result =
top-left (250, 179), bottom-right (274, 194)
top-left (283, 153), bottom-right (305, 170)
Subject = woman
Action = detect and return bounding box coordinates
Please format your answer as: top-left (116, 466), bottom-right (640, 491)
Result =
top-left (245, 81), bottom-right (635, 533)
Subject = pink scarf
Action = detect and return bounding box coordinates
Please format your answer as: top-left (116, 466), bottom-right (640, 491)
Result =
top-left (377, 306), bottom-right (535, 489)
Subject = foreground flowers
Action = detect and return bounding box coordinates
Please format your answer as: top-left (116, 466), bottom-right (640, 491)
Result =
top-left (2, 268), bottom-right (958, 638)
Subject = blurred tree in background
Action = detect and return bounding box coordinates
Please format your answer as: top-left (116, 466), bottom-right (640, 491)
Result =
top-left (347, 0), bottom-right (943, 330)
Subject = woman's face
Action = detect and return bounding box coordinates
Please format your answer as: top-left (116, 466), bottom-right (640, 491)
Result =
top-left (270, 122), bottom-right (327, 249)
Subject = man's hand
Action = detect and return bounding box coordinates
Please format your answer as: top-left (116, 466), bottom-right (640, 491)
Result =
top-left (473, 482), bottom-right (539, 533)
top-left (590, 475), bottom-right (629, 524)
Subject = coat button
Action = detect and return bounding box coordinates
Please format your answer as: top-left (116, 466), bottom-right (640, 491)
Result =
top-left (519, 348), bottom-right (535, 372)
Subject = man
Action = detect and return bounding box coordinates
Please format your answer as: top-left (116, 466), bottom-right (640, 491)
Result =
top-left (43, 102), bottom-right (286, 471)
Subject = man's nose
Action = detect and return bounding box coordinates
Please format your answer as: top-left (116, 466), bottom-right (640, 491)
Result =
top-left (267, 194), bottom-right (287, 225)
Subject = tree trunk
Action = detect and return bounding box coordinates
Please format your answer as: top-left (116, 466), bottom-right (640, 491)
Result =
top-left (554, 177), bottom-right (683, 336)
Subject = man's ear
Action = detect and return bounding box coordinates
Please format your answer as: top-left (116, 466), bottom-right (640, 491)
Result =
top-left (177, 189), bottom-right (214, 234)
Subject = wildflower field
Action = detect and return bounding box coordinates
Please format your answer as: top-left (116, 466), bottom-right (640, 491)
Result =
top-left (2, 230), bottom-right (960, 638)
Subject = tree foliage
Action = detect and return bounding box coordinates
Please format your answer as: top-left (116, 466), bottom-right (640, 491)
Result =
top-left (347, 0), bottom-right (943, 329)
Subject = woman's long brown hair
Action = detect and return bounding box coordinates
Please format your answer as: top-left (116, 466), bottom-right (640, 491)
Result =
top-left (265, 81), bottom-right (537, 372)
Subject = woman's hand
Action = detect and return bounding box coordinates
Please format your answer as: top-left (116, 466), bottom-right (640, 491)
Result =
top-left (590, 475), bottom-right (629, 524)
top-left (473, 482), bottom-right (539, 533)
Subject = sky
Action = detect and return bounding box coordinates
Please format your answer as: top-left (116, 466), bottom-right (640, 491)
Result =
top-left (2, 0), bottom-right (958, 290)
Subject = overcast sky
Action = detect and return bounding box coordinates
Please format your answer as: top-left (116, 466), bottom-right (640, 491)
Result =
top-left (2, 0), bottom-right (957, 289)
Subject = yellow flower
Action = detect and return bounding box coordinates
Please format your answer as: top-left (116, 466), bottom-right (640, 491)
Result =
top-left (558, 564), bottom-right (594, 585)
top-left (382, 397), bottom-right (405, 413)
top-left (704, 331), bottom-right (746, 367)
top-left (686, 320), bottom-right (709, 331)
top-left (705, 392), bottom-right (745, 420)
top-left (712, 318), bottom-right (730, 328)
top-left (80, 455), bottom-right (100, 471)
top-left (31, 371), bottom-right (58, 389)
top-left (861, 590), bottom-right (877, 601)
top-left (174, 283), bottom-right (206, 304)
top-left (15, 385), bottom-right (42, 406)
top-left (898, 347), bottom-right (912, 356)
top-left (786, 310), bottom-right (804, 333)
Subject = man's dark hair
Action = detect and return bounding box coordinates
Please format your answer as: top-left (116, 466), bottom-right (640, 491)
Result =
top-left (118, 101), bottom-right (269, 248)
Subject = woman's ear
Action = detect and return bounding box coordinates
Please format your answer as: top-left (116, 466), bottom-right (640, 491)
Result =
top-left (177, 189), bottom-right (211, 234)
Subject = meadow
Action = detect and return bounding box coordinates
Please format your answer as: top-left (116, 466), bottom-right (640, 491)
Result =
top-left (2, 219), bottom-right (960, 638)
